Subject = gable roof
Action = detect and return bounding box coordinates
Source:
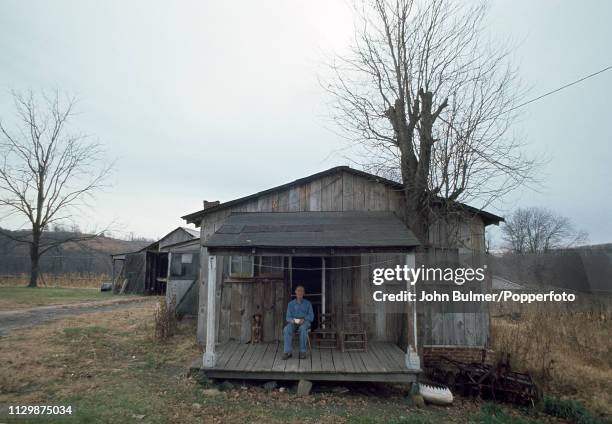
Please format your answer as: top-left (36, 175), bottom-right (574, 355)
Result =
top-left (134, 227), bottom-right (200, 253)
top-left (159, 237), bottom-right (201, 252)
top-left (181, 166), bottom-right (504, 226)
top-left (180, 227), bottom-right (200, 238)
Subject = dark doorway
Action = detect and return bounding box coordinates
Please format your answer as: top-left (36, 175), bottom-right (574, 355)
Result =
top-left (291, 257), bottom-right (322, 329)
top-left (145, 251), bottom-right (168, 295)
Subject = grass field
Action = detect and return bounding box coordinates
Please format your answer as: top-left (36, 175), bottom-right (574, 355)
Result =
top-left (0, 287), bottom-right (117, 310)
top-left (491, 297), bottom-right (612, 420)
top-left (0, 302), bottom-right (571, 424)
top-left (0, 273), bottom-right (109, 289)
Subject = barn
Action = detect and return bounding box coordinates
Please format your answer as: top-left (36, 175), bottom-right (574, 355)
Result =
top-left (182, 166), bottom-right (503, 383)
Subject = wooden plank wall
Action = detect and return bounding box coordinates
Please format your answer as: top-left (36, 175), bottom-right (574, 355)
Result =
top-left (427, 214), bottom-right (486, 253)
top-left (416, 247), bottom-right (489, 347)
top-left (212, 253), bottom-right (411, 345)
top-left (158, 228), bottom-right (196, 250)
top-left (198, 171), bottom-right (404, 220)
top-left (124, 251), bottom-right (146, 294)
top-left (218, 276), bottom-right (288, 344)
top-left (325, 255), bottom-right (408, 343)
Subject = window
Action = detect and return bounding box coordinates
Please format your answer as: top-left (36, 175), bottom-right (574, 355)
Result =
top-left (170, 252), bottom-right (198, 279)
top-left (229, 256), bottom-right (254, 278)
top-left (256, 256), bottom-right (283, 277)
top-left (181, 253), bottom-right (193, 264)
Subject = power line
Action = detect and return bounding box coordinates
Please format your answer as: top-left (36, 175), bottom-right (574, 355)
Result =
top-left (509, 65), bottom-right (612, 112)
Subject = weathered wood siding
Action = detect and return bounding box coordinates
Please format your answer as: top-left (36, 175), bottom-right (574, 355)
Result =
top-left (326, 255), bottom-right (408, 343)
top-left (158, 228), bottom-right (197, 250)
top-left (416, 248), bottom-right (490, 347)
top-left (196, 169), bottom-right (490, 347)
top-left (164, 242), bottom-right (200, 316)
top-left (216, 257), bottom-right (289, 344)
top-left (122, 251), bottom-right (146, 294)
top-left (209, 254), bottom-right (409, 345)
top-left (427, 214), bottom-right (486, 252)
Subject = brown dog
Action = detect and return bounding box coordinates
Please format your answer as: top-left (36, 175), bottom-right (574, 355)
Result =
top-left (251, 313), bottom-right (263, 343)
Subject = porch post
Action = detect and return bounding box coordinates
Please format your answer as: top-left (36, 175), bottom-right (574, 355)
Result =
top-left (165, 252), bottom-right (172, 303)
top-left (289, 256), bottom-right (293, 293)
top-left (405, 252), bottom-right (421, 370)
top-left (203, 255), bottom-right (217, 368)
top-left (321, 257), bottom-right (326, 315)
top-left (111, 258), bottom-right (116, 289)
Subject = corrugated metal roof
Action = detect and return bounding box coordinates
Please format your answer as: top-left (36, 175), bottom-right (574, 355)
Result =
top-left (204, 211), bottom-right (420, 249)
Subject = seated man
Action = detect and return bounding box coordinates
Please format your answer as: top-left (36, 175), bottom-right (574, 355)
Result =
top-left (282, 285), bottom-right (314, 360)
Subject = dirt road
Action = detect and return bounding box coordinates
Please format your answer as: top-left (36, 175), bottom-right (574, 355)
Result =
top-left (0, 297), bottom-right (156, 336)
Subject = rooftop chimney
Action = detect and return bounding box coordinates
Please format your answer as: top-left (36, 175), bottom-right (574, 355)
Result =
top-left (203, 200), bottom-right (220, 210)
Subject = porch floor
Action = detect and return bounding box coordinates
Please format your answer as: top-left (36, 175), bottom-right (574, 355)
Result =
top-left (194, 341), bottom-right (419, 383)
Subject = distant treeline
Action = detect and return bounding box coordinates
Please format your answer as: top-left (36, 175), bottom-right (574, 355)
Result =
top-left (0, 228), bottom-right (149, 276)
top-left (490, 244), bottom-right (612, 294)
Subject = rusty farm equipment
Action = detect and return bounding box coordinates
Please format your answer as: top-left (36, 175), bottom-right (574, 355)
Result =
top-left (427, 353), bottom-right (541, 406)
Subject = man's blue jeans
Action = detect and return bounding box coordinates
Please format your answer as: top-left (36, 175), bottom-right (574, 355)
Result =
top-left (283, 322), bottom-right (310, 353)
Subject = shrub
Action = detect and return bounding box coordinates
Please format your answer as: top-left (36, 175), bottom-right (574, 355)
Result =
top-left (154, 295), bottom-right (177, 341)
top-left (542, 396), bottom-right (604, 424)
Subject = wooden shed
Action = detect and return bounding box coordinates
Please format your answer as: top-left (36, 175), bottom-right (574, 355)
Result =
top-left (183, 166), bottom-right (502, 383)
top-left (111, 227), bottom-right (199, 295)
top-left (161, 237), bottom-right (200, 316)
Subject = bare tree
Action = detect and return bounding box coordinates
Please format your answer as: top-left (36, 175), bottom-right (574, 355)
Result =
top-left (0, 90), bottom-right (111, 287)
top-left (502, 207), bottom-right (587, 254)
top-left (326, 0), bottom-right (539, 242)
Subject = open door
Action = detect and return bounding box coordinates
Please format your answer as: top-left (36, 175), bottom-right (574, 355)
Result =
top-left (290, 257), bottom-right (324, 330)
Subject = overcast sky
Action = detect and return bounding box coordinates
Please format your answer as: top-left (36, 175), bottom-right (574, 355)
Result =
top-left (0, 0), bottom-right (610, 245)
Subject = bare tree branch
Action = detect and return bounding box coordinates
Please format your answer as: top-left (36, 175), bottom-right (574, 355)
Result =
top-left (502, 207), bottom-right (588, 254)
top-left (324, 0), bottom-right (542, 243)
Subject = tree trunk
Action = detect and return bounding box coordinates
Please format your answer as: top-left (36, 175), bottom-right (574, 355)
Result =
top-left (386, 98), bottom-right (430, 244)
top-left (403, 188), bottom-right (428, 243)
top-left (28, 232), bottom-right (40, 288)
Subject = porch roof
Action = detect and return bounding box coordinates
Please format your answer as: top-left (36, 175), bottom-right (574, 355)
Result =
top-left (203, 211), bottom-right (420, 253)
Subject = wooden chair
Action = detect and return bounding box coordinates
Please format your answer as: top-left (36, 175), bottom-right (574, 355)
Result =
top-left (311, 313), bottom-right (338, 349)
top-left (339, 313), bottom-right (368, 352)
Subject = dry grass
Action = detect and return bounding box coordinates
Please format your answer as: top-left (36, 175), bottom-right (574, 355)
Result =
top-left (490, 295), bottom-right (612, 419)
top-left (0, 273), bottom-right (109, 289)
top-left (0, 303), bottom-right (204, 422)
top-left (0, 304), bottom-right (552, 423)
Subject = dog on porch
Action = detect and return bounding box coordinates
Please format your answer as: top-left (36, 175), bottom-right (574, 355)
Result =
top-left (251, 313), bottom-right (263, 343)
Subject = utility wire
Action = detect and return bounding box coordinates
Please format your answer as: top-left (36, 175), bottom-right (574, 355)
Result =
top-left (254, 258), bottom-right (400, 271)
top-left (509, 65), bottom-right (612, 112)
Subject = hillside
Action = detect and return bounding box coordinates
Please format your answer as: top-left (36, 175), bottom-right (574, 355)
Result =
top-left (0, 228), bottom-right (151, 276)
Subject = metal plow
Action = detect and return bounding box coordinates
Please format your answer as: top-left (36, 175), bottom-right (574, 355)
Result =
top-left (428, 353), bottom-right (541, 406)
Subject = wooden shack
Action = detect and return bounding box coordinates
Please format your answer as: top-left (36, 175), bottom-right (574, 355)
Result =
top-left (111, 227), bottom-right (199, 295)
top-left (182, 166), bottom-right (502, 383)
top-left (160, 237), bottom-right (200, 315)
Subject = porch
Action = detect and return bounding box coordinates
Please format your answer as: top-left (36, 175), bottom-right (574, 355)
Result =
top-left (195, 341), bottom-right (417, 383)
top-left (199, 211), bottom-right (423, 380)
